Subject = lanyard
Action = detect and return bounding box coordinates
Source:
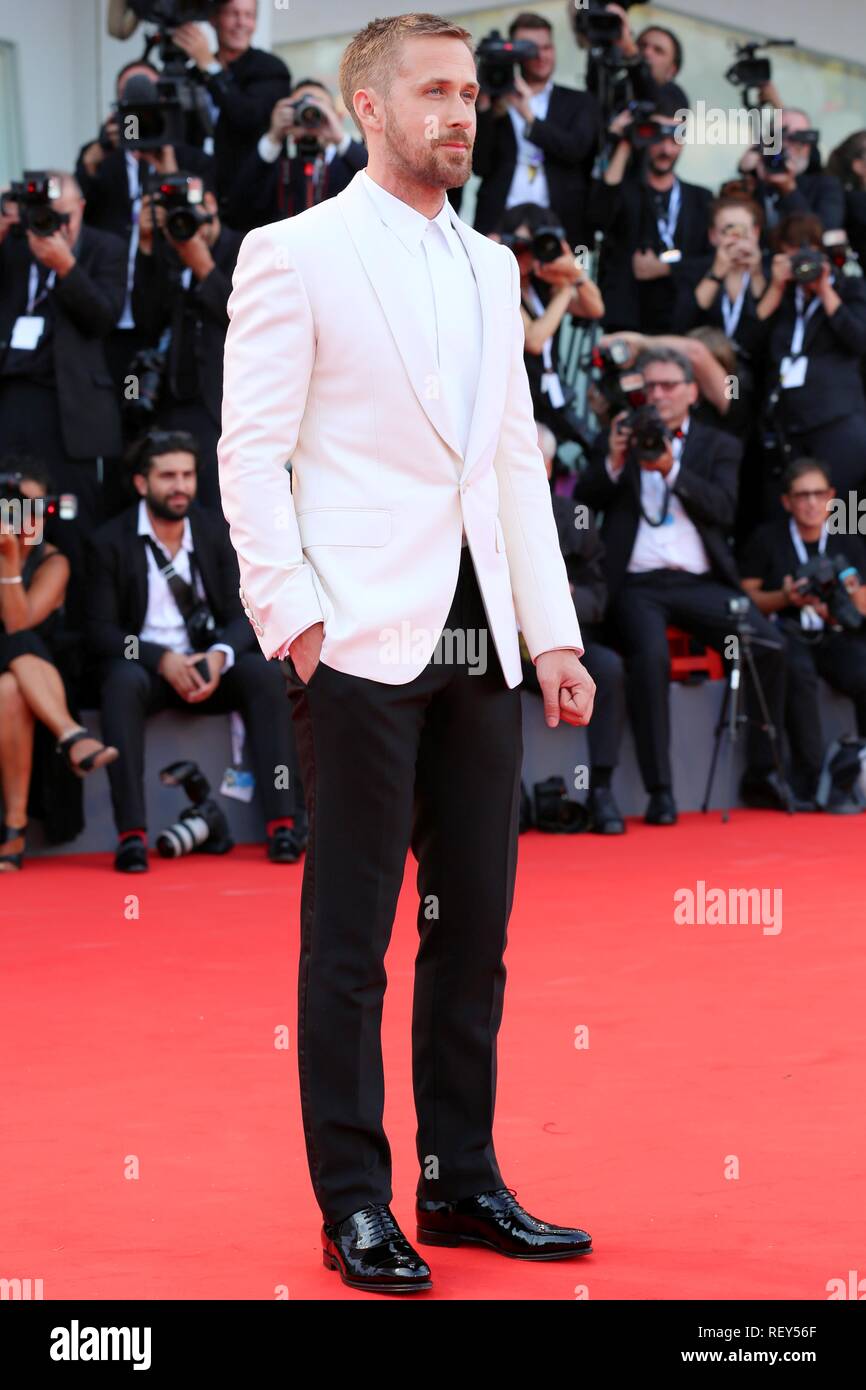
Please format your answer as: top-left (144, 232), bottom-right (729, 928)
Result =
top-left (640, 425), bottom-right (687, 526)
top-left (721, 272), bottom-right (750, 339)
top-left (655, 179), bottom-right (681, 250)
top-left (26, 262), bottom-right (56, 314)
top-left (790, 286), bottom-right (821, 356)
top-left (788, 517), bottom-right (827, 630)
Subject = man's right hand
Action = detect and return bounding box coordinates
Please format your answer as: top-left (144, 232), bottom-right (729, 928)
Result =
top-left (607, 412), bottom-right (632, 473)
top-left (290, 621), bottom-right (324, 685)
top-left (268, 97), bottom-right (297, 145)
top-left (158, 649), bottom-right (204, 698)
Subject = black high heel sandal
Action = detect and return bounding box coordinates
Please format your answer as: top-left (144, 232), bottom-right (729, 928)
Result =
top-left (56, 728), bottom-right (119, 778)
top-left (0, 823), bottom-right (27, 871)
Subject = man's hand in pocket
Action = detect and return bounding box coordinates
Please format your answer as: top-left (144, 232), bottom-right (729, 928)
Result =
top-left (290, 622), bottom-right (325, 684)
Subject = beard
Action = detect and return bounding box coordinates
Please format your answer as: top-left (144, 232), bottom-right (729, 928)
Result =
top-left (147, 490), bottom-right (190, 521)
top-left (383, 100), bottom-right (472, 189)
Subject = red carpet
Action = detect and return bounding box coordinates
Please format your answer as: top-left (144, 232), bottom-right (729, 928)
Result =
top-left (2, 812), bottom-right (864, 1301)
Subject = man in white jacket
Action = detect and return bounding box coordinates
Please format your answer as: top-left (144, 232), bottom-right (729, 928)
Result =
top-left (218, 12), bottom-right (595, 1295)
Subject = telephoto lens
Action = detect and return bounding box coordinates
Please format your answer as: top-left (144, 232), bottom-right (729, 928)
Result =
top-left (156, 813), bottom-right (211, 857)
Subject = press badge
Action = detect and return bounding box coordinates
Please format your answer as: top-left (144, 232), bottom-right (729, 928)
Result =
top-left (220, 766), bottom-right (255, 803)
top-left (779, 355), bottom-right (808, 389)
top-left (10, 315), bottom-right (45, 350)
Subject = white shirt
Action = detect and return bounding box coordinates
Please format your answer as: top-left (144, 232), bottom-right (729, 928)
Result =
top-left (118, 153), bottom-right (142, 330)
top-left (606, 418), bottom-right (711, 575)
top-left (257, 130), bottom-right (352, 166)
top-left (506, 80), bottom-right (553, 212)
top-left (137, 500), bottom-right (235, 669)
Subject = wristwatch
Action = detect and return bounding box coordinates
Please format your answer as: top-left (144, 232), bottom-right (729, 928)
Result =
top-left (706, 271), bottom-right (725, 285)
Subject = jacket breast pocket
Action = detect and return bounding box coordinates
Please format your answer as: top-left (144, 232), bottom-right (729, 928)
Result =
top-left (296, 507), bottom-right (391, 548)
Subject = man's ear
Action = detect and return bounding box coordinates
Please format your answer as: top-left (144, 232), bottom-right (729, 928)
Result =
top-left (686, 381), bottom-right (699, 407)
top-left (132, 471), bottom-right (148, 498)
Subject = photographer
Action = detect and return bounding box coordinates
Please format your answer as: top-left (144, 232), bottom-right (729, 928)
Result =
top-left (85, 430), bottom-right (306, 872)
top-left (827, 130), bottom-right (866, 271)
top-left (740, 109), bottom-right (845, 238)
top-left (494, 202), bottom-right (603, 443)
top-left (131, 175), bottom-right (241, 508)
top-left (574, 347), bottom-right (793, 820)
top-left (578, 7), bottom-right (688, 121)
top-left (222, 80), bottom-right (367, 229)
top-left (171, 0), bottom-right (293, 227)
top-left (75, 62), bottom-right (215, 409)
top-left (588, 102), bottom-right (712, 334)
top-left (757, 212), bottom-right (866, 501)
top-left (0, 172), bottom-right (126, 550)
top-left (0, 457), bottom-right (119, 870)
top-left (740, 457), bottom-right (866, 804)
top-left (472, 12), bottom-right (600, 251)
top-left (521, 422), bottom-right (626, 833)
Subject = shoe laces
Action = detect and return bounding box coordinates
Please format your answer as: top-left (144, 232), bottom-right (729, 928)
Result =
top-left (356, 1204), bottom-right (401, 1246)
top-left (485, 1186), bottom-right (525, 1216)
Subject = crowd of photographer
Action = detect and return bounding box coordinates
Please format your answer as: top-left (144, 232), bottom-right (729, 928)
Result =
top-left (3, 0), bottom-right (866, 868)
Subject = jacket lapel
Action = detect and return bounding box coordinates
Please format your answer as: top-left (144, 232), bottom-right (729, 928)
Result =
top-left (336, 172), bottom-right (499, 481)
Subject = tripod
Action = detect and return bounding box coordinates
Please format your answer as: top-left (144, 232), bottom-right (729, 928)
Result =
top-left (702, 614), bottom-right (793, 821)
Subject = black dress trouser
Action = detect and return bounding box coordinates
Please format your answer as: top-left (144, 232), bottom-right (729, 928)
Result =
top-left (285, 546), bottom-right (524, 1226)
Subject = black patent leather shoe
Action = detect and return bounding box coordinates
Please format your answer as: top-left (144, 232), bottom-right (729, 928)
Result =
top-left (587, 786), bottom-right (625, 834)
top-left (645, 790), bottom-right (678, 825)
top-left (322, 1204), bottom-right (432, 1293)
top-left (416, 1187), bottom-right (592, 1260)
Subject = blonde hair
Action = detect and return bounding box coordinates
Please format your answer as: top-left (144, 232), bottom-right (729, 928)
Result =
top-left (339, 12), bottom-right (475, 142)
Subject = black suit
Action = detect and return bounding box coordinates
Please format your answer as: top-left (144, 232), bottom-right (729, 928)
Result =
top-left (574, 419), bottom-right (785, 793)
top-left (0, 224), bottom-right (126, 463)
top-left (755, 170), bottom-right (845, 240)
top-left (203, 47), bottom-right (293, 228)
top-left (588, 170), bottom-right (712, 333)
top-left (221, 138), bottom-right (367, 229)
top-left (472, 85), bottom-right (600, 249)
top-left (131, 227), bottom-right (242, 508)
top-left (764, 275), bottom-right (866, 497)
top-left (85, 505), bottom-right (303, 836)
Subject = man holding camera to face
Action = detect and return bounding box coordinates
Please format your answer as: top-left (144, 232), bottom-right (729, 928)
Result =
top-left (472, 12), bottom-right (599, 251)
top-left (222, 80), bottom-right (368, 229)
top-left (756, 212), bottom-right (866, 503)
top-left (574, 347), bottom-right (794, 822)
top-left (589, 99), bottom-right (712, 335)
top-left (739, 109), bottom-right (845, 239)
top-left (130, 173), bottom-right (241, 509)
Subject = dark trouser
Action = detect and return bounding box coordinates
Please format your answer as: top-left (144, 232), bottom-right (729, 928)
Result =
top-left (610, 570), bottom-right (786, 793)
top-left (781, 624), bottom-right (866, 798)
top-left (98, 652), bottom-right (303, 834)
top-left (285, 546), bottom-right (523, 1225)
top-left (521, 623), bottom-right (625, 771)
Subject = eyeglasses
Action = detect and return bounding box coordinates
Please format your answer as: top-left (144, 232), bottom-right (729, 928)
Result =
top-left (643, 379), bottom-right (687, 393)
top-left (788, 489), bottom-right (832, 501)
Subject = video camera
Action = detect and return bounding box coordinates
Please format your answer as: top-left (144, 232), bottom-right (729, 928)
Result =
top-left (794, 554), bottom-right (863, 630)
top-left (116, 70), bottom-right (212, 152)
top-left (625, 101), bottom-right (668, 149)
top-left (501, 220), bottom-right (566, 265)
top-left (572, 0), bottom-right (629, 49)
top-left (476, 29), bottom-right (539, 98)
top-left (588, 340), bottom-right (642, 417)
top-left (0, 173), bottom-right (69, 238)
top-left (725, 37), bottom-right (795, 104)
top-left (128, 0), bottom-right (219, 27)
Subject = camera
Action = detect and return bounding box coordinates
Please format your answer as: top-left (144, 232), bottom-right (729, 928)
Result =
top-left (0, 471), bottom-right (78, 522)
top-left (760, 148), bottom-right (790, 175)
top-left (624, 402), bottom-right (671, 464)
top-left (151, 173), bottom-right (210, 241)
top-left (794, 555), bottom-right (863, 631)
top-left (823, 229), bottom-right (862, 278)
top-left (129, 0), bottom-right (219, 25)
top-left (476, 29), bottom-right (538, 98)
top-left (789, 244), bottom-right (825, 286)
top-left (124, 344), bottom-right (168, 422)
top-left (626, 102), bottom-right (670, 150)
top-left (290, 95), bottom-right (327, 132)
top-left (185, 602), bottom-right (220, 651)
top-left (501, 221), bottom-right (566, 266)
top-left (573, 0), bottom-right (626, 48)
top-left (725, 37), bottom-right (795, 102)
top-left (117, 70), bottom-right (211, 151)
top-left (156, 760), bottom-right (234, 857)
top-left (0, 172), bottom-right (69, 238)
top-left (588, 343), bottom-right (643, 417)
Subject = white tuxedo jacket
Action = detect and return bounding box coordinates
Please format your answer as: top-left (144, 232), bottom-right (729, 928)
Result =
top-left (217, 169), bottom-right (582, 686)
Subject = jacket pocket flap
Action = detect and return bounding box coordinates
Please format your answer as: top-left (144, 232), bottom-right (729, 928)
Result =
top-left (297, 507), bottom-right (391, 548)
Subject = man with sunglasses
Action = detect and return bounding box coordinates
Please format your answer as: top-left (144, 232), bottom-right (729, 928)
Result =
top-left (740, 457), bottom-right (866, 806)
top-left (576, 347), bottom-right (794, 821)
top-left (589, 99), bottom-right (712, 334)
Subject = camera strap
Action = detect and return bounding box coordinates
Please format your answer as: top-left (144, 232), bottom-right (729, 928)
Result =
top-left (790, 287), bottom-right (821, 355)
top-left (142, 534), bottom-right (202, 627)
top-left (721, 272), bottom-right (750, 339)
top-left (788, 517), bottom-right (826, 630)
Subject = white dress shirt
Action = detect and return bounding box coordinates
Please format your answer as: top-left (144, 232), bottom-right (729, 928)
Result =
top-left (606, 417), bottom-right (711, 574)
top-left (506, 80), bottom-right (553, 211)
top-left (137, 500), bottom-right (235, 670)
